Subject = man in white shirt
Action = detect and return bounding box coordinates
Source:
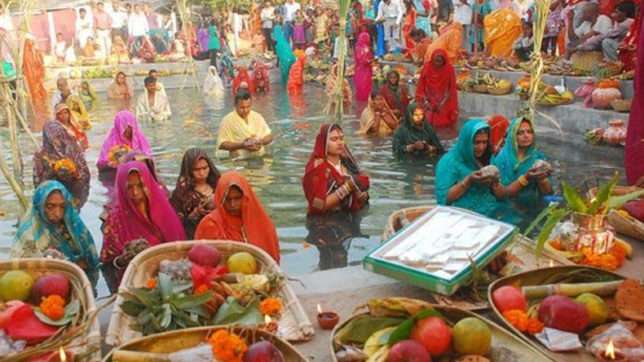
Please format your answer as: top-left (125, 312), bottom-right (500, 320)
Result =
top-left (128, 4), bottom-right (149, 54)
top-left (566, 2), bottom-right (612, 56)
top-left (94, 2), bottom-right (112, 58)
top-left (75, 7), bottom-right (94, 48)
top-left (283, 0), bottom-right (301, 43)
top-left (376, 0), bottom-right (404, 53)
top-left (454, 0), bottom-right (472, 52)
top-left (261, 1), bottom-right (276, 53)
top-left (111, 0), bottom-right (129, 41)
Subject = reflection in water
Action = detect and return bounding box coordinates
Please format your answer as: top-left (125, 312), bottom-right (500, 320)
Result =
top-left (305, 212), bottom-right (367, 270)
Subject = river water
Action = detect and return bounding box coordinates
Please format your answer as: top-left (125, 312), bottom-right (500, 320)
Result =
top-left (0, 84), bottom-right (624, 297)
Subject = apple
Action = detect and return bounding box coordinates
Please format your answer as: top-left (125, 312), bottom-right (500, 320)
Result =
top-left (30, 273), bottom-right (70, 304)
top-left (243, 341), bottom-right (285, 362)
top-left (538, 295), bottom-right (590, 333)
top-left (411, 317), bottom-right (452, 356)
top-left (187, 244), bottom-right (222, 267)
top-left (492, 286), bottom-right (527, 312)
top-left (387, 340), bottom-right (431, 362)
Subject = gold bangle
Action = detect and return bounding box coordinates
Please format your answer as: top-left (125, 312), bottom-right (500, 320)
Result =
top-left (518, 175), bottom-right (529, 187)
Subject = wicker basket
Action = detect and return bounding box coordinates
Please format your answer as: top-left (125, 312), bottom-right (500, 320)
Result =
top-left (105, 240), bottom-right (315, 347)
top-left (0, 258), bottom-right (101, 362)
top-left (487, 83), bottom-right (514, 95)
top-left (571, 51), bottom-right (604, 73)
top-left (104, 326), bottom-right (308, 362)
top-left (331, 300), bottom-right (551, 362)
top-left (588, 186), bottom-right (644, 240)
top-left (611, 98), bottom-right (632, 113)
top-left (472, 83), bottom-right (489, 93)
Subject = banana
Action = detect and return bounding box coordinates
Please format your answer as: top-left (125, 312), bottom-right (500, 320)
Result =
top-left (615, 238), bottom-right (633, 258)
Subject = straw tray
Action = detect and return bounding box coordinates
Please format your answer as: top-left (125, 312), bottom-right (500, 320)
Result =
top-left (611, 98), bottom-right (632, 113)
top-left (382, 206), bottom-right (572, 310)
top-left (488, 266), bottom-right (624, 362)
top-left (0, 258), bottom-right (101, 362)
top-left (472, 84), bottom-right (489, 93)
top-left (106, 240), bottom-right (314, 347)
top-left (104, 326), bottom-right (308, 362)
top-left (588, 186), bottom-right (644, 241)
top-left (331, 298), bottom-right (551, 362)
top-left (488, 84), bottom-right (514, 95)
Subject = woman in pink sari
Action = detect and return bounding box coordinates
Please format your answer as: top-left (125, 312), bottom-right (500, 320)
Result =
top-left (354, 32), bottom-right (373, 102)
top-left (625, 17), bottom-right (644, 186)
top-left (97, 111), bottom-right (152, 171)
top-left (101, 161), bottom-right (185, 269)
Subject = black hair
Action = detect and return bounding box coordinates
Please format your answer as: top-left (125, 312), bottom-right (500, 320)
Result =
top-left (148, 69), bottom-right (158, 76)
top-left (144, 76), bottom-right (156, 86)
top-left (615, 1), bottom-right (635, 18)
top-left (79, 8), bottom-right (87, 13)
top-left (234, 90), bottom-right (252, 104)
top-left (474, 128), bottom-right (492, 164)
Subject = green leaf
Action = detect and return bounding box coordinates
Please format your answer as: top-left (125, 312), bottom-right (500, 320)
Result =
top-left (126, 288), bottom-right (160, 308)
top-left (120, 300), bottom-right (145, 316)
top-left (562, 182), bottom-right (588, 213)
top-left (607, 190), bottom-right (644, 209)
top-left (334, 315), bottom-right (404, 345)
top-left (158, 273), bottom-right (173, 301)
top-left (588, 173), bottom-right (619, 214)
top-left (160, 304), bottom-right (172, 329)
top-left (33, 299), bottom-right (80, 327)
top-left (213, 297), bottom-right (263, 326)
top-left (171, 291), bottom-right (212, 309)
top-left (524, 203), bottom-right (560, 237)
top-left (387, 308), bottom-right (443, 346)
top-left (535, 208), bottom-right (569, 258)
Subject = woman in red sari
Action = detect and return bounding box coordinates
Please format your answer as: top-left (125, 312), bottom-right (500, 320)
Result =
top-left (402, 0), bottom-right (417, 56)
top-left (253, 60), bottom-right (271, 93)
top-left (195, 171), bottom-right (280, 263)
top-left (625, 14), bottom-right (644, 186)
top-left (619, 2), bottom-right (640, 72)
top-left (232, 66), bottom-right (256, 96)
top-left (378, 70), bottom-right (410, 121)
top-left (416, 49), bottom-right (458, 128)
top-left (302, 124), bottom-right (370, 215)
top-left (23, 36), bottom-right (49, 129)
top-left (488, 114), bottom-right (510, 155)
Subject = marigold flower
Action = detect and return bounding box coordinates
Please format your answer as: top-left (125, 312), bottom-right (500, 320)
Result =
top-left (260, 297), bottom-right (283, 316)
top-left (503, 309), bottom-right (542, 334)
top-left (145, 278), bottom-right (157, 289)
top-left (40, 294), bottom-right (66, 320)
top-left (208, 330), bottom-right (248, 362)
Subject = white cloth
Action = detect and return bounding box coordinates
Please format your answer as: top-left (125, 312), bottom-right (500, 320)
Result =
top-left (96, 29), bottom-right (111, 58)
top-left (454, 0), bottom-right (473, 25)
top-left (54, 41), bottom-right (66, 59)
top-left (575, 14), bottom-right (612, 38)
top-left (128, 13), bottom-right (149, 37)
top-left (284, 2), bottom-right (301, 22)
top-left (111, 9), bottom-right (128, 29)
top-left (203, 66), bottom-right (225, 97)
top-left (75, 15), bottom-right (94, 48)
top-left (51, 91), bottom-right (63, 111)
top-left (136, 89), bottom-right (172, 122)
top-left (261, 7), bottom-right (275, 28)
top-left (376, 0), bottom-right (404, 25)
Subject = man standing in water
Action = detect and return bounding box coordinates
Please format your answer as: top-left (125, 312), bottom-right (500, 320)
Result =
top-left (217, 91), bottom-right (273, 159)
top-left (136, 76), bottom-right (172, 122)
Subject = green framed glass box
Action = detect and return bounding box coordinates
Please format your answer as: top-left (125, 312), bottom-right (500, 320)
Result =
top-left (363, 206), bottom-right (517, 295)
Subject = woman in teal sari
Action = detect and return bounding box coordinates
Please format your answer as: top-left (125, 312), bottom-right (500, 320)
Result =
top-left (492, 117), bottom-right (553, 210)
top-left (273, 24), bottom-right (296, 84)
top-left (12, 181), bottom-right (99, 283)
top-left (435, 119), bottom-right (506, 217)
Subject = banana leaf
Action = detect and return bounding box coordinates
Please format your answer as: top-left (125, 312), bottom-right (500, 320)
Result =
top-left (562, 182), bottom-right (588, 213)
top-left (213, 297), bottom-right (263, 326)
top-left (34, 299), bottom-right (80, 326)
top-left (367, 297), bottom-right (434, 318)
top-left (607, 190), bottom-right (644, 209)
top-left (587, 173), bottom-right (618, 214)
top-left (334, 315), bottom-right (405, 346)
top-left (523, 203), bottom-right (560, 237)
top-left (534, 208), bottom-right (569, 257)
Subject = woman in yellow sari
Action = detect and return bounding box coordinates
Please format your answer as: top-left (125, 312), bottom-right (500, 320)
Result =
top-left (483, 7), bottom-right (522, 58)
top-left (358, 92), bottom-right (400, 136)
top-left (61, 87), bottom-right (91, 130)
top-left (423, 21), bottom-right (465, 64)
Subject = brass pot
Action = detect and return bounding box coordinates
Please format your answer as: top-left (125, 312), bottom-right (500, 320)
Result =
top-left (571, 212), bottom-right (607, 232)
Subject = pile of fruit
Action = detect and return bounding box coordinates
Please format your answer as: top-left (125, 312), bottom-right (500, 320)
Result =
top-left (333, 298), bottom-right (496, 362)
top-left (492, 273), bottom-right (644, 360)
top-left (461, 55), bottom-right (521, 72)
top-left (0, 271), bottom-right (77, 358)
top-left (120, 244), bottom-right (286, 336)
top-left (462, 72), bottom-right (512, 94)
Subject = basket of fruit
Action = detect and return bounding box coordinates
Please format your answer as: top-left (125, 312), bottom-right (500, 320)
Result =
top-left (0, 258), bottom-right (101, 361)
top-left (104, 325), bottom-right (308, 362)
top-left (487, 80), bottom-right (514, 95)
top-left (611, 99), bottom-right (632, 113)
top-left (488, 265), bottom-right (641, 362)
top-left (589, 186), bottom-right (644, 241)
top-left (331, 297), bottom-right (550, 362)
top-left (106, 240), bottom-right (314, 347)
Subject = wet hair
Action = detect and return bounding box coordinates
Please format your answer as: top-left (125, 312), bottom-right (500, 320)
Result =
top-left (144, 76), bottom-right (156, 86)
top-left (615, 1), bottom-right (635, 18)
top-left (234, 90), bottom-right (252, 104)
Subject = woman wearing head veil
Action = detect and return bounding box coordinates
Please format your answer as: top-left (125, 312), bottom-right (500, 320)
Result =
top-left (195, 171), bottom-right (280, 263)
top-left (12, 181), bottom-right (99, 283)
top-left (354, 32), bottom-right (374, 102)
top-left (171, 148), bottom-right (221, 239)
top-left (33, 119), bottom-right (91, 209)
top-left (273, 24), bottom-right (296, 84)
top-left (416, 49), bottom-right (458, 128)
top-left (392, 103), bottom-right (444, 159)
top-left (97, 111), bottom-right (152, 171)
top-left (302, 124), bottom-right (370, 215)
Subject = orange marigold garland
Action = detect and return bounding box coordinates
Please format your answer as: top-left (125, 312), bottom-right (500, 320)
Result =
top-left (260, 297), bottom-right (282, 316)
top-left (208, 330), bottom-right (248, 362)
top-left (579, 243), bottom-right (626, 271)
top-left (40, 294), bottom-right (66, 320)
top-left (502, 309), bottom-right (543, 334)
top-left (145, 278), bottom-right (157, 289)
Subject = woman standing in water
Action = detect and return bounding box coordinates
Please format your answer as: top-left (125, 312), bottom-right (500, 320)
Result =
top-left (33, 115), bottom-right (91, 208)
top-left (392, 103), bottom-right (444, 159)
top-left (435, 119), bottom-right (506, 217)
top-left (12, 181), bottom-right (99, 283)
top-left (195, 171), bottom-right (280, 263)
top-left (107, 71), bottom-right (134, 101)
top-left (416, 49), bottom-right (458, 128)
top-left (354, 32), bottom-right (374, 102)
top-left (303, 124), bottom-right (370, 215)
top-left (171, 148), bottom-right (221, 239)
top-left (97, 111), bottom-right (152, 171)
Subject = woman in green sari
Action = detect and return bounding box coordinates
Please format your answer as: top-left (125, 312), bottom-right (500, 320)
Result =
top-left (393, 103), bottom-right (444, 159)
top-left (435, 119), bottom-right (506, 217)
top-left (492, 117), bottom-right (553, 210)
top-left (272, 23), bottom-right (296, 84)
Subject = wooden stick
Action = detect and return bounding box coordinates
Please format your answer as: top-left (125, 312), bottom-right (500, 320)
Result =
top-left (522, 280), bottom-right (623, 299)
top-left (0, 141), bottom-right (28, 211)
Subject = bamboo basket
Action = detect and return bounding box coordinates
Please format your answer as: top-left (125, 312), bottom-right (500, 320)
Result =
top-left (611, 98), bottom-right (632, 113)
top-left (472, 84), bottom-right (489, 93)
top-left (381, 206), bottom-right (573, 310)
top-left (488, 266), bottom-right (624, 362)
top-left (588, 186), bottom-right (644, 240)
top-left (103, 326), bottom-right (308, 362)
top-left (106, 240), bottom-right (315, 347)
top-left (488, 83), bottom-right (514, 95)
top-left (0, 258), bottom-right (101, 362)
top-left (330, 299), bottom-right (552, 362)
top-left (571, 51), bottom-right (603, 73)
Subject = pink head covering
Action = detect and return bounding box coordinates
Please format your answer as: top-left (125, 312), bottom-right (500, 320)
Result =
top-left (103, 161), bottom-right (186, 258)
top-left (97, 111), bottom-right (152, 168)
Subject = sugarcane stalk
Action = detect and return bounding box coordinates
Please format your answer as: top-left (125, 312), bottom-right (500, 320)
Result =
top-left (526, 0), bottom-right (551, 123)
top-left (0, 143), bottom-right (28, 211)
top-left (522, 280), bottom-right (623, 299)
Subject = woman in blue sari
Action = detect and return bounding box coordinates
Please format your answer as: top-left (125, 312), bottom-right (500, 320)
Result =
top-left (435, 119), bottom-right (506, 217)
top-left (12, 181), bottom-right (99, 283)
top-left (272, 24), bottom-right (296, 84)
top-left (493, 117), bottom-right (553, 210)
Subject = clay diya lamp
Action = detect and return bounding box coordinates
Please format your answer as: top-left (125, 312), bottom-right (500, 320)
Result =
top-left (597, 341), bottom-right (627, 362)
top-left (263, 315), bottom-right (278, 334)
top-left (48, 347), bottom-right (73, 362)
top-left (317, 304), bottom-right (339, 330)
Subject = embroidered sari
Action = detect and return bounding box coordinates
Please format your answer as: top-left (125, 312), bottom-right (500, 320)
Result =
top-left (392, 103), bottom-right (444, 159)
top-left (358, 95), bottom-right (400, 136)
